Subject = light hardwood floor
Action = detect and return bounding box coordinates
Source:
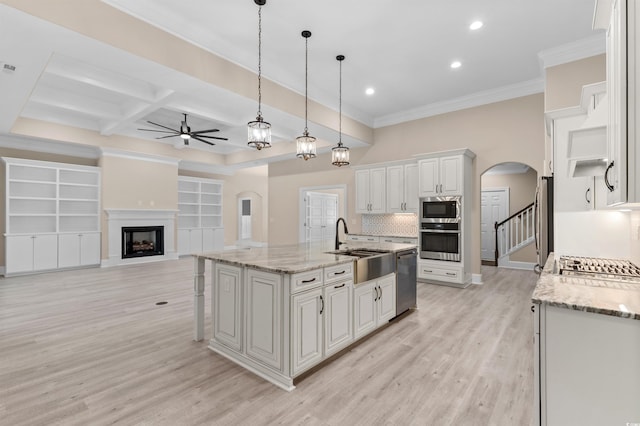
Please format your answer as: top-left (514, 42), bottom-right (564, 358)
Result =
top-left (0, 259), bottom-right (536, 425)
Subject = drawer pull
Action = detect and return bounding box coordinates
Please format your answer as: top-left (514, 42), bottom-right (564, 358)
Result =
top-left (301, 277), bottom-right (317, 284)
top-left (446, 272), bottom-right (456, 276)
top-left (334, 283), bottom-right (346, 289)
top-left (424, 269), bottom-right (433, 273)
top-left (333, 270), bottom-right (346, 275)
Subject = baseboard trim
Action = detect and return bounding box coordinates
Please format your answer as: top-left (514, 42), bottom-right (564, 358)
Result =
top-left (471, 273), bottom-right (483, 285)
top-left (498, 259), bottom-right (536, 271)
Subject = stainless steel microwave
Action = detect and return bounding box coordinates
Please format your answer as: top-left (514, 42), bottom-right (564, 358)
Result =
top-left (419, 196), bottom-right (461, 223)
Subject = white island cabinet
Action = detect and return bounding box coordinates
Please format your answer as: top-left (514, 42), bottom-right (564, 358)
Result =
top-left (193, 242), bottom-right (413, 391)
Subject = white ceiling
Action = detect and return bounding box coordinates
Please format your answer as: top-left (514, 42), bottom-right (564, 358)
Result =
top-left (0, 1), bottom-right (603, 170)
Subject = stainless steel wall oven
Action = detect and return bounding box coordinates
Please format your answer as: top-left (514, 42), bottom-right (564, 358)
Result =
top-left (419, 196), bottom-right (461, 261)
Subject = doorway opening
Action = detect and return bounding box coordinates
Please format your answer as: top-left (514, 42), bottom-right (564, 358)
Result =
top-left (480, 162), bottom-right (538, 270)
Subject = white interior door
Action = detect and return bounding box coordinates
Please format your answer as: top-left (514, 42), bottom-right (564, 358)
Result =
top-left (481, 188), bottom-right (509, 261)
top-left (305, 192), bottom-right (338, 244)
top-left (238, 198), bottom-right (252, 241)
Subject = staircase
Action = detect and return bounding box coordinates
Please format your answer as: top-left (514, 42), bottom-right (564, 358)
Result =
top-left (494, 202), bottom-right (535, 265)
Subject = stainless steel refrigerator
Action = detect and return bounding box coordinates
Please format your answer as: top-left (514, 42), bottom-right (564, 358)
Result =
top-left (534, 175), bottom-right (553, 273)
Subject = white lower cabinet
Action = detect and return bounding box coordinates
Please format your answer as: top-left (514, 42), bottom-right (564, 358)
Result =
top-left (323, 281), bottom-right (353, 356)
top-left (291, 279), bottom-right (354, 375)
top-left (58, 232), bottom-right (101, 268)
top-left (539, 304), bottom-right (640, 425)
top-left (292, 288), bottom-right (324, 375)
top-left (418, 259), bottom-right (465, 285)
top-left (178, 228), bottom-right (223, 255)
top-left (354, 273), bottom-right (396, 340)
top-left (245, 269), bottom-right (282, 370)
top-left (213, 264), bottom-right (242, 352)
top-left (6, 234), bottom-right (58, 275)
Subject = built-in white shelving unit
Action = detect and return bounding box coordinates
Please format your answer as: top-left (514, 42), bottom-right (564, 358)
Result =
top-left (177, 176), bottom-right (224, 255)
top-left (3, 157), bottom-right (101, 275)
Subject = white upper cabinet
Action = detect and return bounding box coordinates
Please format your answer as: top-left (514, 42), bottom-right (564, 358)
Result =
top-left (418, 155), bottom-right (463, 197)
top-left (355, 167), bottom-right (386, 214)
top-left (598, 0), bottom-right (640, 205)
top-left (386, 162), bottom-right (418, 213)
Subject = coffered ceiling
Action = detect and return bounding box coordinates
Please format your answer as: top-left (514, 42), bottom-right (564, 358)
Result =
top-left (0, 1), bottom-right (603, 172)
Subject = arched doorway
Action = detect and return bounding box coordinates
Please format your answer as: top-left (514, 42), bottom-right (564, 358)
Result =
top-left (480, 162), bottom-right (538, 269)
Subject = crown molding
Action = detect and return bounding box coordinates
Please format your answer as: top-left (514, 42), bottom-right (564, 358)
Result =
top-left (99, 147), bottom-right (180, 165)
top-left (374, 79), bottom-right (544, 128)
top-left (538, 33), bottom-right (606, 70)
top-left (178, 159), bottom-right (236, 176)
top-left (0, 133), bottom-right (100, 158)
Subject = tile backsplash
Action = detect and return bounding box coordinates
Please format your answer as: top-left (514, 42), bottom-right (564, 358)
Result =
top-left (362, 214), bottom-right (418, 237)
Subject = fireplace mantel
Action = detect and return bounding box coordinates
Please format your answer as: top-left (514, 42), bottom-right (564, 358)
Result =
top-left (103, 209), bottom-right (178, 267)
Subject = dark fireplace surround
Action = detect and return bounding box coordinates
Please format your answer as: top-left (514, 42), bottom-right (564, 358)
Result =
top-left (122, 226), bottom-right (164, 259)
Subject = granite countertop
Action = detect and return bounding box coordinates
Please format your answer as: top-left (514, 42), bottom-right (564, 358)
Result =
top-left (349, 233), bottom-right (418, 239)
top-left (196, 241), bottom-right (416, 274)
top-left (532, 253), bottom-right (640, 320)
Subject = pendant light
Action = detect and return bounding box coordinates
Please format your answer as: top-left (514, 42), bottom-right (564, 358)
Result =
top-left (296, 30), bottom-right (316, 160)
top-left (247, 0), bottom-right (271, 150)
top-left (332, 55), bottom-right (349, 167)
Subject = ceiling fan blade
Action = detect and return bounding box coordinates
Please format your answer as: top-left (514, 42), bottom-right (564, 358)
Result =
top-left (156, 134), bottom-right (179, 139)
top-left (190, 128), bottom-right (220, 134)
top-left (194, 134), bottom-right (229, 141)
top-left (191, 135), bottom-right (216, 146)
top-left (138, 128), bottom-right (177, 134)
top-left (146, 120), bottom-right (179, 132)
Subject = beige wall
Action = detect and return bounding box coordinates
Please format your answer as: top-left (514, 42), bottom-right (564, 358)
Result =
top-left (0, 148), bottom-right (98, 268)
top-left (545, 54), bottom-right (606, 111)
top-left (482, 167), bottom-right (538, 263)
top-left (99, 155), bottom-right (178, 258)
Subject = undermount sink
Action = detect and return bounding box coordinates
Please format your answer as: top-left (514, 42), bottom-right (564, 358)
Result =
top-left (326, 248), bottom-right (394, 283)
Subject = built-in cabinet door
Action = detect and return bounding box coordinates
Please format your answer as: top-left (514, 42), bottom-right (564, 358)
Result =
top-left (418, 158), bottom-right (439, 197)
top-left (369, 167), bottom-right (386, 213)
top-left (404, 163), bottom-right (419, 212)
top-left (177, 229), bottom-right (190, 255)
top-left (245, 269), bottom-right (282, 371)
top-left (213, 264), bottom-right (243, 352)
top-left (377, 275), bottom-right (396, 323)
top-left (33, 234), bottom-right (58, 271)
top-left (58, 233), bottom-right (81, 268)
top-left (291, 288), bottom-right (323, 375)
top-left (80, 232), bottom-right (101, 265)
top-left (439, 156), bottom-right (462, 196)
top-left (606, 0), bottom-right (627, 206)
top-left (386, 165), bottom-right (405, 213)
top-left (6, 235), bottom-right (36, 274)
top-left (353, 281), bottom-right (377, 339)
top-left (324, 281), bottom-right (353, 357)
top-left (190, 229), bottom-right (203, 253)
top-left (355, 169), bottom-right (371, 213)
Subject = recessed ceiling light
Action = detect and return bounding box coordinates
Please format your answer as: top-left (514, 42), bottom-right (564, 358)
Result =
top-left (450, 61), bottom-right (462, 69)
top-left (365, 87), bottom-right (375, 95)
top-left (470, 21), bottom-right (483, 30)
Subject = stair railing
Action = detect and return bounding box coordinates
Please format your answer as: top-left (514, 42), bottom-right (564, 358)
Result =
top-left (494, 202), bottom-right (535, 264)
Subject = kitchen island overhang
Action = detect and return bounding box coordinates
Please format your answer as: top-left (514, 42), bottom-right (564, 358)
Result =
top-left (192, 241), bottom-right (416, 390)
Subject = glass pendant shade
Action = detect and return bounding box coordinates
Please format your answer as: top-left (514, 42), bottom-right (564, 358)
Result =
top-left (331, 143), bottom-right (349, 166)
top-left (296, 132), bottom-right (316, 160)
top-left (247, 116), bottom-right (271, 150)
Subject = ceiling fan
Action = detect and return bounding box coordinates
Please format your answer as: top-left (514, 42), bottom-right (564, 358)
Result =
top-left (138, 113), bottom-right (228, 146)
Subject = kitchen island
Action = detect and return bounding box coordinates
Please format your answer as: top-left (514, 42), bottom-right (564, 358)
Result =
top-left (193, 241), bottom-right (415, 390)
top-left (532, 254), bottom-right (640, 425)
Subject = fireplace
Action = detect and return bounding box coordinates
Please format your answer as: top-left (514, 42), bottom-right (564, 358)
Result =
top-left (122, 226), bottom-right (164, 259)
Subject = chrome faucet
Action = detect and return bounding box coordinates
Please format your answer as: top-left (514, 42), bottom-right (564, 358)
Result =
top-left (335, 217), bottom-right (349, 250)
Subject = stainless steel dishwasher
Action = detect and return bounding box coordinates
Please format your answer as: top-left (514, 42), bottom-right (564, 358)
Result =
top-left (396, 248), bottom-right (417, 315)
